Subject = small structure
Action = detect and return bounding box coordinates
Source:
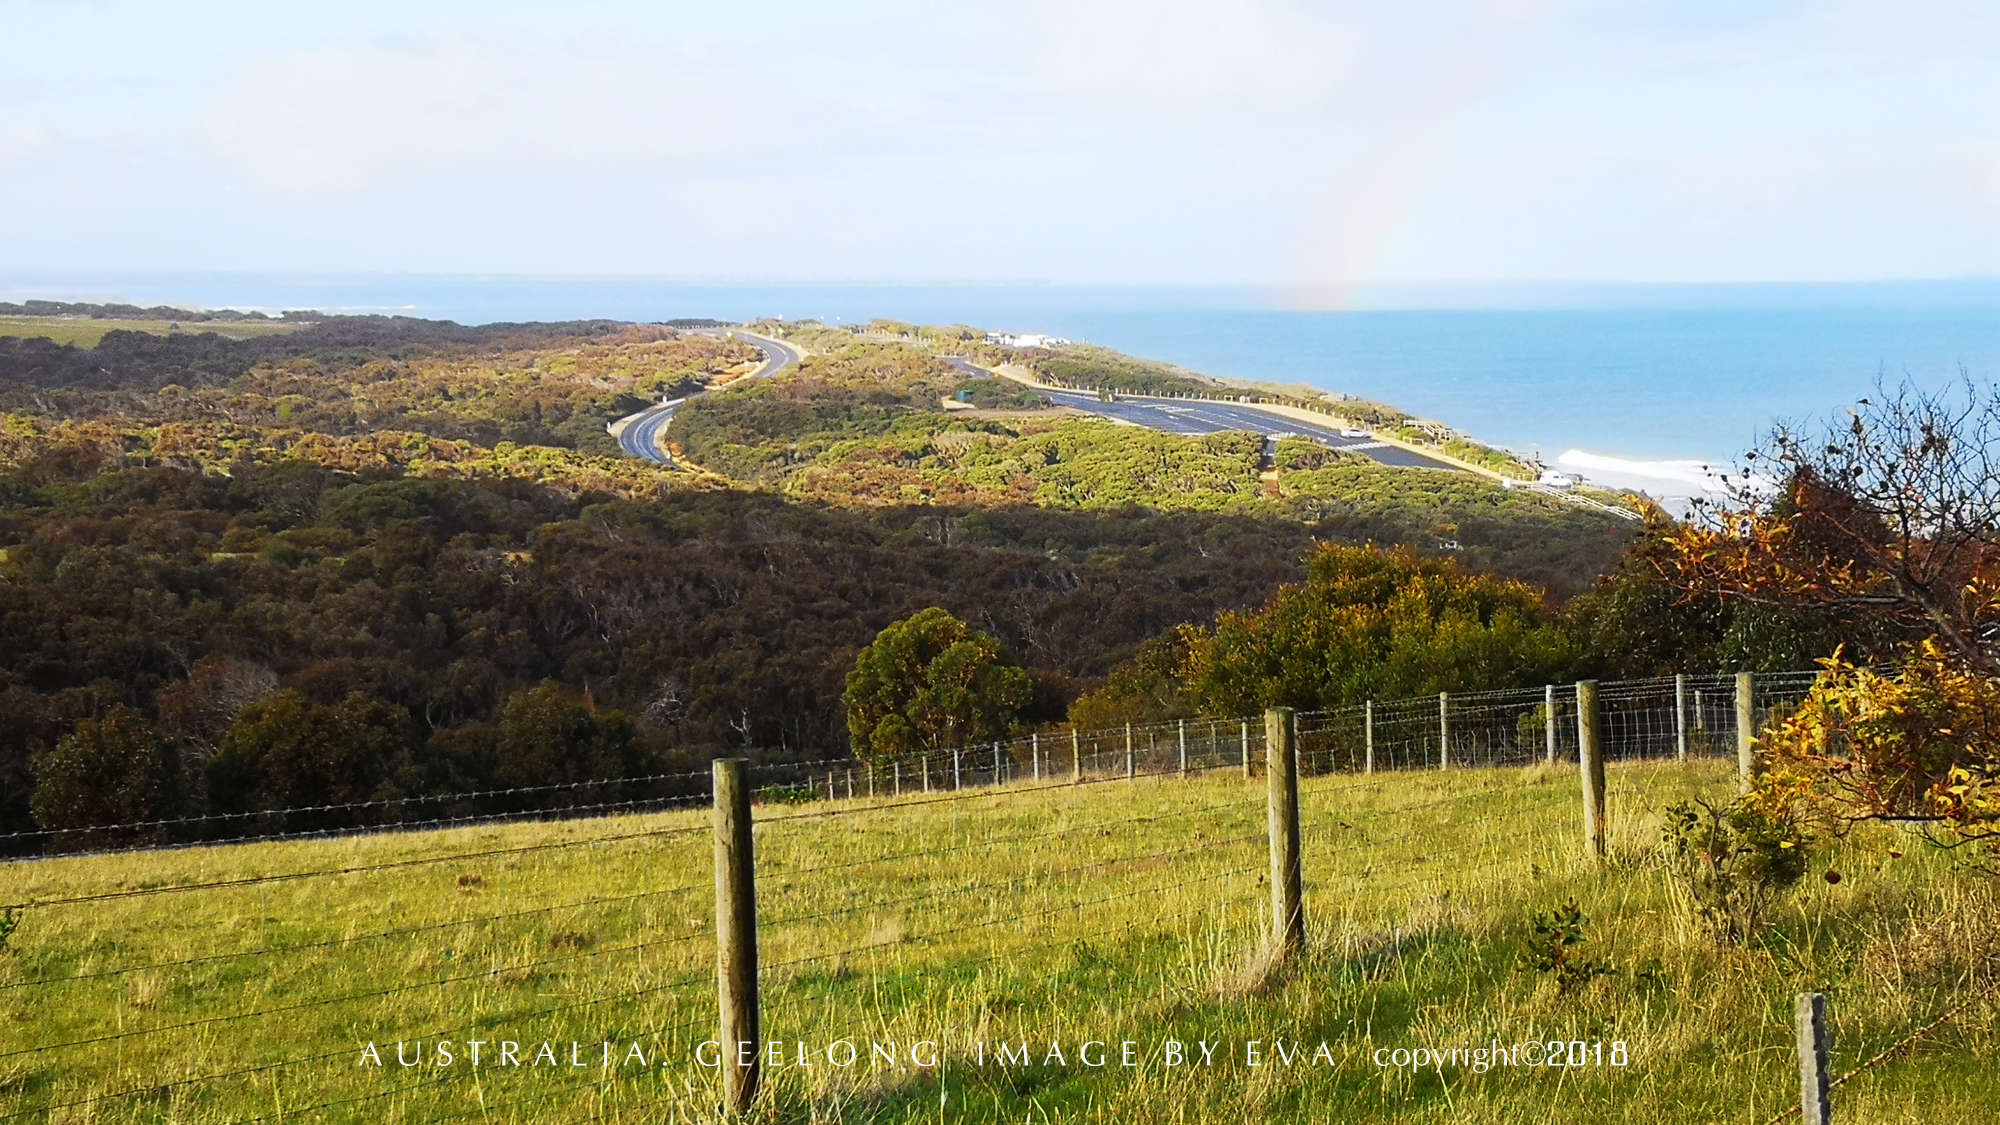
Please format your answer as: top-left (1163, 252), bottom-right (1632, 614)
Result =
top-left (983, 331), bottom-right (1072, 349)
top-left (1539, 470), bottom-right (1578, 490)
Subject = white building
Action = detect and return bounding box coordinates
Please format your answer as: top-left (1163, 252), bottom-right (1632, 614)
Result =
top-left (984, 331), bottom-right (1072, 349)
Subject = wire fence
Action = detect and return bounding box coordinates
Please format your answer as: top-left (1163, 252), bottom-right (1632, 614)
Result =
top-left (0, 668), bottom-right (1866, 1123)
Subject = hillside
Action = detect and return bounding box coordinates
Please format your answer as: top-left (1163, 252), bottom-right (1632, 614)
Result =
top-left (0, 309), bottom-right (1639, 854)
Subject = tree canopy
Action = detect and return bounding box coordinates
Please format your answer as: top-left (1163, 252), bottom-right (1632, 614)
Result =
top-left (843, 608), bottom-right (1034, 760)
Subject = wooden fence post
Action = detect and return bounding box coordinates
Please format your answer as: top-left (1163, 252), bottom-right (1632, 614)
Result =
top-left (1736, 672), bottom-right (1757, 793)
top-left (1072, 728), bottom-right (1081, 784)
top-left (711, 759), bottom-right (760, 1112)
top-left (1675, 673), bottom-right (1688, 761)
top-left (845, 769), bottom-right (853, 801)
top-left (952, 747), bottom-right (961, 791)
top-left (1032, 733), bottom-right (1041, 782)
top-left (893, 760), bottom-right (900, 797)
top-left (1364, 700), bottom-right (1374, 775)
top-left (921, 754), bottom-right (930, 793)
top-left (1126, 724), bottom-right (1135, 779)
top-left (1576, 681), bottom-right (1605, 860)
top-left (1266, 707), bottom-right (1305, 955)
top-left (1178, 719), bottom-right (1188, 778)
top-left (1438, 691), bottom-right (1450, 770)
top-left (1241, 721), bottom-right (1251, 778)
top-left (994, 741), bottom-right (1004, 786)
top-left (1796, 992), bottom-right (1832, 1125)
top-left (1544, 684), bottom-right (1556, 763)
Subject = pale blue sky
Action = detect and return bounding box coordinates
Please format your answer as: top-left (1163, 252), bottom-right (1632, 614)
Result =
top-left (4, 0), bottom-right (1998, 294)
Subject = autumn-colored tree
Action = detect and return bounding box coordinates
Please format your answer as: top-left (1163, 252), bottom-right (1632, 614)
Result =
top-left (844, 607), bottom-right (1033, 761)
top-left (1665, 379), bottom-right (2000, 846)
top-left (1664, 379), bottom-right (1999, 674)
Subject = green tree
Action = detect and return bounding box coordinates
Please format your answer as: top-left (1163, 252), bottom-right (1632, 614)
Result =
top-left (1187, 544), bottom-right (1578, 714)
top-left (207, 691), bottom-right (417, 822)
top-left (498, 682), bottom-right (644, 793)
top-left (31, 705), bottom-right (180, 847)
top-left (844, 608), bottom-right (1034, 761)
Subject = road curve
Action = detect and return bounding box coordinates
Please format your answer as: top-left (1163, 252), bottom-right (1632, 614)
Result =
top-left (614, 330), bottom-right (802, 465)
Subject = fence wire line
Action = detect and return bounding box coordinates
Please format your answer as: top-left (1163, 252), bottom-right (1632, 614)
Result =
top-left (762, 829), bottom-right (1267, 934)
top-left (16, 792), bottom-right (718, 865)
top-left (10, 819), bottom-right (711, 911)
top-left (2, 922), bottom-right (716, 1062)
top-left (1, 875), bottom-right (710, 993)
top-left (760, 792), bottom-right (1269, 881)
top-left (0, 766), bottom-right (725, 842)
top-left (1759, 974), bottom-right (2000, 1125)
top-left (759, 861), bottom-right (1262, 981)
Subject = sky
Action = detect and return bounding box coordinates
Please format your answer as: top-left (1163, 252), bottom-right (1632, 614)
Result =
top-left (4, 0), bottom-right (1999, 297)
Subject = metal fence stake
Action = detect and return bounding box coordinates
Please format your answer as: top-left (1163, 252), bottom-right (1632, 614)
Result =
top-left (1544, 684), bottom-right (1556, 763)
top-left (1737, 672), bottom-right (1757, 793)
top-left (1364, 700), bottom-right (1374, 775)
top-left (1675, 673), bottom-right (1688, 761)
top-left (1796, 993), bottom-right (1832, 1125)
top-left (1439, 691), bottom-right (1450, 770)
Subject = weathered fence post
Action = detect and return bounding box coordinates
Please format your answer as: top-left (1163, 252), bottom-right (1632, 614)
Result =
top-left (994, 741), bottom-right (1004, 786)
top-left (1241, 721), bottom-right (1251, 778)
top-left (1072, 727), bottom-right (1081, 784)
top-left (1032, 733), bottom-right (1041, 782)
top-left (1266, 707), bottom-right (1305, 955)
top-left (1675, 673), bottom-right (1689, 761)
top-left (921, 754), bottom-right (930, 793)
top-left (1576, 680), bottom-right (1606, 860)
top-left (1736, 671), bottom-right (1757, 793)
top-left (845, 769), bottom-right (853, 800)
top-left (952, 747), bottom-right (961, 791)
top-left (868, 764), bottom-right (875, 800)
top-left (1544, 684), bottom-right (1556, 763)
top-left (1178, 719), bottom-right (1188, 778)
top-left (1126, 724), bottom-right (1135, 779)
top-left (1364, 700), bottom-right (1374, 775)
top-left (711, 759), bottom-right (760, 1112)
top-left (1438, 691), bottom-right (1450, 770)
top-left (1796, 992), bottom-right (1832, 1125)
top-left (893, 760), bottom-right (901, 797)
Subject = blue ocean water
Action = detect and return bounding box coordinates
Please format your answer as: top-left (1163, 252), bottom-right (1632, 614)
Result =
top-left (9, 272), bottom-right (2000, 464)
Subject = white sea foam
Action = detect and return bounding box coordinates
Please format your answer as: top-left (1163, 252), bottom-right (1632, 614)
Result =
top-left (1552, 448), bottom-right (1776, 506)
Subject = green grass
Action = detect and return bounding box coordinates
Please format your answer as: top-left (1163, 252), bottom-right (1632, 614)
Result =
top-left (0, 759), bottom-right (1994, 1123)
top-left (0, 317), bottom-right (298, 347)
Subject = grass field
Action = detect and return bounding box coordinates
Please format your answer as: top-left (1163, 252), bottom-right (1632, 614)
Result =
top-left (0, 759), bottom-right (1994, 1124)
top-left (0, 316), bottom-right (298, 347)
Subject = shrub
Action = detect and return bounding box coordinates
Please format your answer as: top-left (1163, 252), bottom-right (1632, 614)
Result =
top-left (1662, 777), bottom-right (1820, 943)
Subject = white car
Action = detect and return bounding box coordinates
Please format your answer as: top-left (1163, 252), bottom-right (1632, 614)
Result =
top-left (1339, 427), bottom-right (1371, 439)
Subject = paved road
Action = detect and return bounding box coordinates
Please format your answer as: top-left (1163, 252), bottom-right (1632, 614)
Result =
top-left (616, 331), bottom-right (801, 465)
top-left (1033, 388), bottom-right (1460, 470)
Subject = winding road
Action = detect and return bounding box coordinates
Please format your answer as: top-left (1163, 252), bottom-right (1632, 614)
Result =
top-left (615, 330), bottom-right (801, 465)
top-left (944, 356), bottom-right (1460, 471)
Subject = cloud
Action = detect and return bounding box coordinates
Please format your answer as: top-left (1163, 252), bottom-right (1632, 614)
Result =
top-left (204, 36), bottom-right (761, 197)
top-left (1037, 0), bottom-right (1352, 108)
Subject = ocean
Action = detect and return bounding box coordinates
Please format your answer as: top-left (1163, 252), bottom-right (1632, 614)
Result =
top-left (10, 272), bottom-right (2000, 488)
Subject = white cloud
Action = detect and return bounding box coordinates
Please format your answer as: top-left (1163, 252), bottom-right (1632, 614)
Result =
top-left (1038, 0), bottom-right (1352, 107)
